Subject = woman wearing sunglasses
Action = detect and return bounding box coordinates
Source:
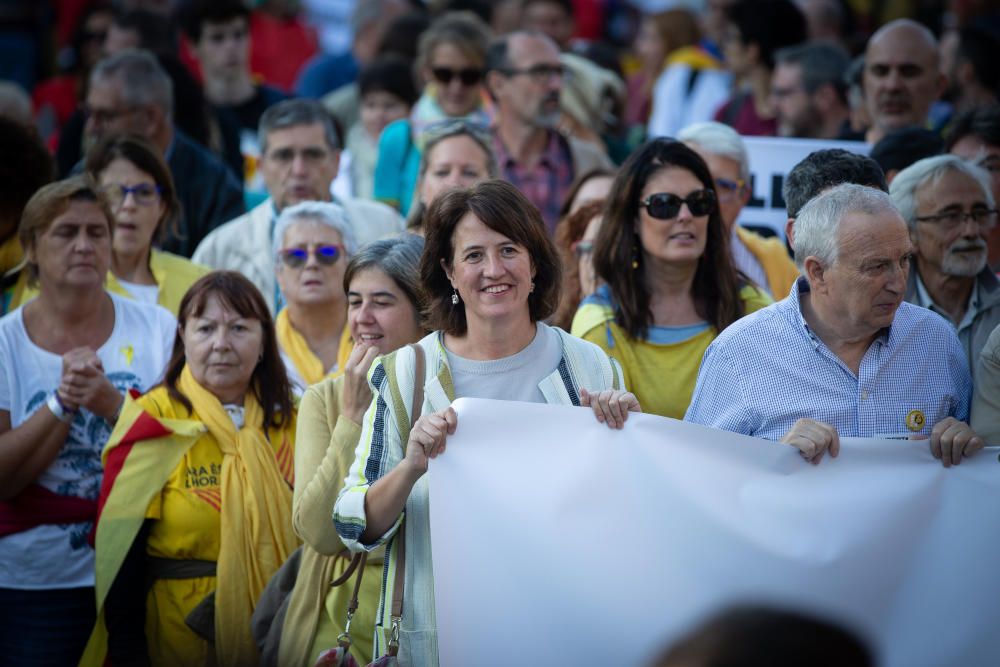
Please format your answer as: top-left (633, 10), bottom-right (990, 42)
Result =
top-left (572, 138), bottom-right (771, 419)
top-left (273, 201), bottom-right (357, 395)
top-left (373, 12), bottom-right (493, 217)
top-left (10, 136), bottom-right (210, 316)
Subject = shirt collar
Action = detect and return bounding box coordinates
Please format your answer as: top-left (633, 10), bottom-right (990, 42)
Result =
top-left (787, 277), bottom-right (894, 351)
top-left (913, 271), bottom-right (980, 332)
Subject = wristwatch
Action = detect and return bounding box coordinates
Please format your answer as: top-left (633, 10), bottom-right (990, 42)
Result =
top-left (47, 392), bottom-right (77, 423)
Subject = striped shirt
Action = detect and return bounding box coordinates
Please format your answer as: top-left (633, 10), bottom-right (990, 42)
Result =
top-left (685, 278), bottom-right (972, 440)
top-left (492, 128), bottom-right (573, 234)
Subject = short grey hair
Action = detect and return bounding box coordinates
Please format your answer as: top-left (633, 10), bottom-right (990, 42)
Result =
top-left (889, 154), bottom-right (994, 231)
top-left (793, 183), bottom-right (899, 270)
top-left (90, 48), bottom-right (173, 116)
top-left (258, 98), bottom-right (341, 154)
top-left (273, 201), bottom-right (358, 265)
top-left (677, 121), bottom-right (750, 184)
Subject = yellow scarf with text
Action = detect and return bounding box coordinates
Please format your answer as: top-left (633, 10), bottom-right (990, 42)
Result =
top-left (177, 365), bottom-right (297, 666)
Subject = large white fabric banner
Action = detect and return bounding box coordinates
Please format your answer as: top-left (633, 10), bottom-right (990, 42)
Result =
top-left (427, 398), bottom-right (1000, 667)
top-left (735, 136), bottom-right (869, 239)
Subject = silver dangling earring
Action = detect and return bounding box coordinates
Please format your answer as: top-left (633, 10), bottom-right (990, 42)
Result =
top-left (451, 288), bottom-right (460, 305)
top-left (530, 281), bottom-right (535, 294)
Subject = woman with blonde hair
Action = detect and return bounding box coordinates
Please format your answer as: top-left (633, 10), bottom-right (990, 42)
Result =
top-left (0, 176), bottom-right (174, 665)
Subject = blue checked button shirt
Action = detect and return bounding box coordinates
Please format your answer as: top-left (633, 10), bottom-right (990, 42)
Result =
top-left (685, 279), bottom-right (972, 440)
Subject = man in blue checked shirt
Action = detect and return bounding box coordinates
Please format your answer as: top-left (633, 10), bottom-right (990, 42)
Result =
top-left (685, 183), bottom-right (985, 467)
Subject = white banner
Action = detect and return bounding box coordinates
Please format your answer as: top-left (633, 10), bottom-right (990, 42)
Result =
top-left (736, 137), bottom-right (870, 239)
top-left (428, 398), bottom-right (1000, 667)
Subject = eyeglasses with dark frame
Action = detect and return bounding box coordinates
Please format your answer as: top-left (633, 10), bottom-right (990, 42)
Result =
top-left (278, 244), bottom-right (346, 269)
top-left (102, 183), bottom-right (162, 207)
top-left (500, 63), bottom-right (569, 84)
top-left (640, 190), bottom-right (717, 220)
top-left (914, 208), bottom-right (998, 230)
top-left (80, 104), bottom-right (141, 126)
top-left (431, 67), bottom-right (484, 87)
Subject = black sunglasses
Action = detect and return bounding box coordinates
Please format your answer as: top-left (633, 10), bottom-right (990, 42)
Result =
top-left (640, 190), bottom-right (717, 220)
top-left (431, 67), bottom-right (483, 86)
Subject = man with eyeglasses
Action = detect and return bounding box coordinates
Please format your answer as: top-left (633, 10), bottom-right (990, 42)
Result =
top-left (679, 121), bottom-right (798, 298)
top-left (890, 155), bottom-right (1000, 381)
top-left (83, 48), bottom-right (244, 257)
top-left (946, 107), bottom-right (1000, 269)
top-left (484, 31), bottom-right (611, 233)
top-left (192, 99), bottom-right (403, 314)
top-left (687, 183), bottom-right (982, 468)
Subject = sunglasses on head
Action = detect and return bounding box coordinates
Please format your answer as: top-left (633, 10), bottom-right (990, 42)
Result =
top-left (431, 67), bottom-right (483, 86)
top-left (640, 190), bottom-right (716, 220)
top-left (279, 244), bottom-right (345, 268)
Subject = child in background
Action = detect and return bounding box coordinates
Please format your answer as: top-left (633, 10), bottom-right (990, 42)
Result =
top-left (333, 56), bottom-right (418, 200)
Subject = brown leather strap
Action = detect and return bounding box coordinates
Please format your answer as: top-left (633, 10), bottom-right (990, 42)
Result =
top-left (330, 551), bottom-right (365, 588)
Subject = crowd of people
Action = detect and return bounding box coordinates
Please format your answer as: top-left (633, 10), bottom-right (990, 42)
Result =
top-left (0, 0), bottom-right (998, 665)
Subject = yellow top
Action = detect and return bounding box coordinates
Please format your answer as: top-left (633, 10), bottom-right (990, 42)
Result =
top-left (572, 285), bottom-right (772, 419)
top-left (13, 249), bottom-right (210, 315)
top-left (735, 226), bottom-right (799, 299)
top-left (0, 236), bottom-right (22, 275)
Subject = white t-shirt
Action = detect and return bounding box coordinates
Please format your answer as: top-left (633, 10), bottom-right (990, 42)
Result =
top-left (117, 278), bottom-right (160, 305)
top-left (0, 292), bottom-right (176, 590)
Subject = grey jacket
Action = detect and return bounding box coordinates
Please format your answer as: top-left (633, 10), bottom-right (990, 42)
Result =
top-left (905, 267), bottom-right (1000, 384)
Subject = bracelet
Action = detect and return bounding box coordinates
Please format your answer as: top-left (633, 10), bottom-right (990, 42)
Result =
top-left (47, 392), bottom-right (77, 423)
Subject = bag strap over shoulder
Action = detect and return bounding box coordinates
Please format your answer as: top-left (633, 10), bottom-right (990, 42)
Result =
top-left (339, 343), bottom-right (426, 659)
top-left (386, 343), bottom-right (425, 656)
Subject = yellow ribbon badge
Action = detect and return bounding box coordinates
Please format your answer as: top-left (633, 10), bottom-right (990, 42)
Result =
top-left (905, 409), bottom-right (925, 432)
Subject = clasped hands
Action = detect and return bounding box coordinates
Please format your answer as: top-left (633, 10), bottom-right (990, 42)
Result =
top-left (57, 347), bottom-right (123, 421)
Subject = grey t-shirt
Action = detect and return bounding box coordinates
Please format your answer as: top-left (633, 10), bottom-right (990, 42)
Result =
top-left (445, 322), bottom-right (563, 404)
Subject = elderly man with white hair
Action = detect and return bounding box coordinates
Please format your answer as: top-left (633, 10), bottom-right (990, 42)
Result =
top-left (679, 121), bottom-right (799, 298)
top-left (890, 155), bottom-right (1000, 380)
top-left (273, 201), bottom-right (358, 394)
top-left (686, 183), bottom-right (982, 467)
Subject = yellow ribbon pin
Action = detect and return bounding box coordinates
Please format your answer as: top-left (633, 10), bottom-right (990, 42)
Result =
top-left (905, 409), bottom-right (925, 432)
top-left (121, 344), bottom-right (134, 366)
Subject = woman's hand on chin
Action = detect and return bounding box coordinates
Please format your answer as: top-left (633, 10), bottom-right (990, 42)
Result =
top-left (340, 343), bottom-right (381, 424)
top-left (580, 388), bottom-right (641, 430)
top-left (403, 407), bottom-right (458, 475)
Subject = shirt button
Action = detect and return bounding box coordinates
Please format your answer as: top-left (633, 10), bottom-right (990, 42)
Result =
top-left (861, 390), bottom-right (868, 400)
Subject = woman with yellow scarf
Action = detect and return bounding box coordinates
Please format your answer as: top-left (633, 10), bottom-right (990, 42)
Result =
top-left (82, 271), bottom-right (299, 667)
top-left (273, 201), bottom-right (357, 394)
